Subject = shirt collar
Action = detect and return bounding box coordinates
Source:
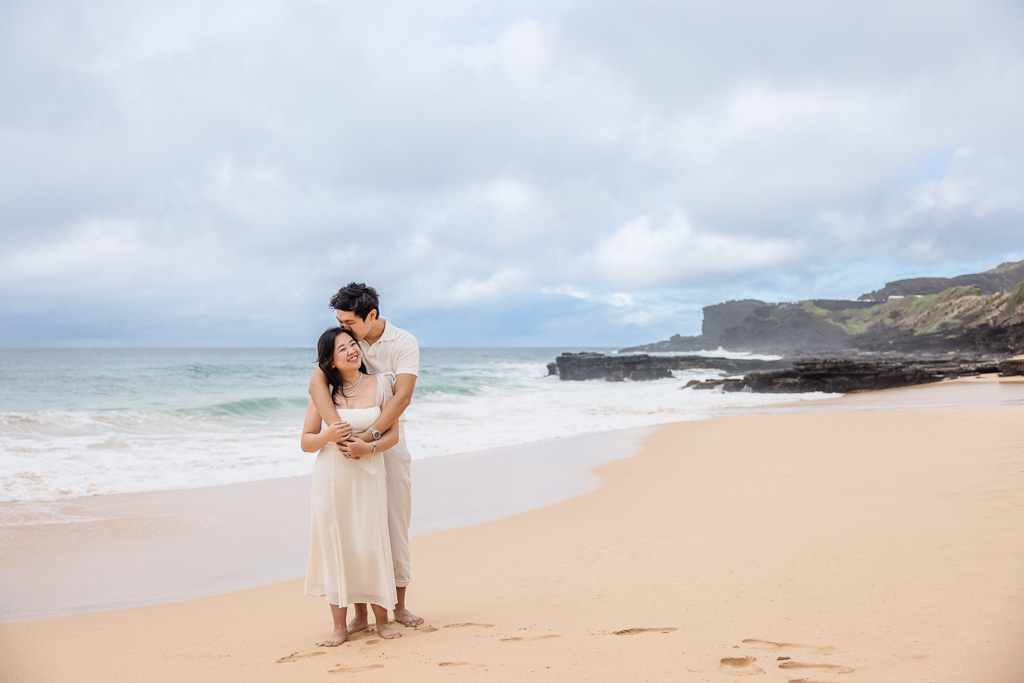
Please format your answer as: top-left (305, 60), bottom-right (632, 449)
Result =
top-left (370, 319), bottom-right (396, 345)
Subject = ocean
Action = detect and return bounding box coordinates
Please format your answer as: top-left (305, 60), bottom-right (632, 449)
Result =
top-left (0, 347), bottom-right (832, 505)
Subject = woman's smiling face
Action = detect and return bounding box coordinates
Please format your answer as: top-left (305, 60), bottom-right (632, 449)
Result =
top-left (333, 331), bottom-right (362, 371)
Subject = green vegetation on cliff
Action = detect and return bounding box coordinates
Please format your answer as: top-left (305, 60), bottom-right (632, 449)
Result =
top-left (1008, 279), bottom-right (1024, 311)
top-left (623, 260), bottom-right (1024, 355)
top-left (767, 279), bottom-right (1024, 344)
top-left (806, 281), bottom-right (1023, 341)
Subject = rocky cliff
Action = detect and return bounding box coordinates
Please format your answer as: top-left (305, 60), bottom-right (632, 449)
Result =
top-left (859, 260), bottom-right (1024, 301)
top-left (622, 260), bottom-right (1024, 356)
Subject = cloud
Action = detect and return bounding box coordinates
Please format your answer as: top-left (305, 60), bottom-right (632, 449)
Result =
top-left (540, 285), bottom-right (707, 335)
top-left (588, 210), bottom-right (805, 289)
top-left (1, 0), bottom-right (1023, 346)
top-left (811, 143), bottom-right (1024, 265)
top-left (2, 218), bottom-right (144, 284)
top-left (542, 286), bottom-right (636, 309)
top-left (449, 267), bottom-right (530, 304)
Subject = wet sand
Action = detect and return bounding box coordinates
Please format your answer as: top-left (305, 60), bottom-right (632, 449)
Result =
top-left (2, 377), bottom-right (1023, 681)
top-left (0, 429), bottom-right (653, 620)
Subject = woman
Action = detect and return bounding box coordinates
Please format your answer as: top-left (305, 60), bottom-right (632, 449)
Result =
top-left (301, 327), bottom-right (401, 644)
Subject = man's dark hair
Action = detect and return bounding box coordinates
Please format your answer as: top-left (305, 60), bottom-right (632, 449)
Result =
top-left (329, 282), bottom-right (380, 320)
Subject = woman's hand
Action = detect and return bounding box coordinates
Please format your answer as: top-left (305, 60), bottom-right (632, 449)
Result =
top-left (323, 421), bottom-right (351, 443)
top-left (341, 437), bottom-right (373, 459)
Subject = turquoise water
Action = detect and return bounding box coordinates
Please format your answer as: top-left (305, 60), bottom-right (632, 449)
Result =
top-left (0, 347), bottom-right (828, 504)
top-left (0, 347), bottom-right (589, 412)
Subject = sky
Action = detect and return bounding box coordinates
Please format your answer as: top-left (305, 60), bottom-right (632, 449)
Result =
top-left (1, 0), bottom-right (1022, 348)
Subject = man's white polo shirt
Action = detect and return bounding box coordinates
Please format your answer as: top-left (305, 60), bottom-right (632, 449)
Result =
top-left (358, 319), bottom-right (419, 379)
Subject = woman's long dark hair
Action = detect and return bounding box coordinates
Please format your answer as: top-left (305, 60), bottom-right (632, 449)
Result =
top-left (316, 327), bottom-right (368, 400)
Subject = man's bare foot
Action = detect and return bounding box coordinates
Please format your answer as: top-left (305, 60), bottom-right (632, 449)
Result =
top-left (376, 622), bottom-right (402, 639)
top-left (320, 627), bottom-right (347, 647)
top-left (393, 607), bottom-right (424, 626)
top-left (346, 615), bottom-right (369, 634)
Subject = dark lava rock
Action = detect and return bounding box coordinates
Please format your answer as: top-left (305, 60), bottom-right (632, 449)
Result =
top-left (551, 352), bottom-right (674, 381)
top-left (853, 322), bottom-right (1024, 356)
top-left (685, 378), bottom-right (747, 392)
top-left (551, 352), bottom-right (792, 381)
top-left (740, 357), bottom-right (1000, 394)
top-left (997, 359), bottom-right (1024, 376)
top-left (551, 352), bottom-right (1005, 393)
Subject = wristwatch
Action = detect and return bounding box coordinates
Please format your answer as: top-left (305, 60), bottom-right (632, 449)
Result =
top-left (369, 426), bottom-right (381, 441)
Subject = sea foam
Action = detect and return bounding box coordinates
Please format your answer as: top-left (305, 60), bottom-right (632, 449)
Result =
top-left (0, 348), bottom-right (831, 505)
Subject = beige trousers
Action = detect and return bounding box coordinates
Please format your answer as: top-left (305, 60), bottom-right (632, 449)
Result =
top-left (383, 430), bottom-right (412, 587)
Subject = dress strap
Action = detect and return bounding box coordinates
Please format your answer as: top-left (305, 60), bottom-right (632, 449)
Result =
top-left (373, 372), bottom-right (396, 409)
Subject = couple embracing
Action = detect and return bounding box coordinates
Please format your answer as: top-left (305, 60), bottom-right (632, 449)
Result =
top-left (299, 282), bottom-right (423, 645)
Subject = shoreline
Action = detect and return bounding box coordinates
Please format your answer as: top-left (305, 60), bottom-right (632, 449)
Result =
top-left (0, 428), bottom-right (655, 621)
top-left (3, 375), bottom-right (1023, 623)
top-left (0, 380), bottom-right (1021, 680)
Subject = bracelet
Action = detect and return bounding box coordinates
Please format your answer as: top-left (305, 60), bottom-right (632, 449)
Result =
top-left (371, 441), bottom-right (377, 453)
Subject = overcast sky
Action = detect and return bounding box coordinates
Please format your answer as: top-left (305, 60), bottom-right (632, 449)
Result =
top-left (2, 0), bottom-right (1022, 348)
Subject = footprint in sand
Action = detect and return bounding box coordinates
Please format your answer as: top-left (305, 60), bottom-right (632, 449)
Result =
top-left (443, 622), bottom-right (494, 629)
top-left (328, 664), bottom-right (384, 674)
top-left (363, 624), bottom-right (436, 647)
top-left (779, 661), bottom-right (854, 674)
top-left (336, 630), bottom-right (375, 645)
top-left (500, 634), bottom-right (561, 642)
top-left (438, 662), bottom-right (486, 668)
top-left (276, 651), bottom-right (326, 663)
top-left (720, 656), bottom-right (765, 676)
top-left (742, 639), bottom-right (838, 655)
top-left (611, 627), bottom-right (677, 636)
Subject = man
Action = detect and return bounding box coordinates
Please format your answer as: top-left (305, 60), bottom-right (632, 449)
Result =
top-left (308, 282), bottom-right (424, 630)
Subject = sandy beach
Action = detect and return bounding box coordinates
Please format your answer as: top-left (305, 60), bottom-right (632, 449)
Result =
top-left (2, 378), bottom-right (1024, 682)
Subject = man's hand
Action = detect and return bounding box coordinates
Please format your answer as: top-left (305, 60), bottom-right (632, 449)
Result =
top-left (341, 437), bottom-right (373, 459)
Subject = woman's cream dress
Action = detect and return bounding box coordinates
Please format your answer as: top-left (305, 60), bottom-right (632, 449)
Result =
top-left (304, 374), bottom-right (397, 609)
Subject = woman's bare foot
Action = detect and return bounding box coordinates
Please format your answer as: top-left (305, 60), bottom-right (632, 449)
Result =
top-left (376, 622), bottom-right (402, 639)
top-left (371, 604), bottom-right (402, 639)
top-left (394, 606), bottom-right (424, 626)
top-left (320, 627), bottom-right (347, 647)
top-left (346, 615), bottom-right (369, 634)
top-left (323, 602), bottom-right (348, 646)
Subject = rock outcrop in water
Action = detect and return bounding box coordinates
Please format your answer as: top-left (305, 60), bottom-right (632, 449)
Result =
top-left (551, 352), bottom-right (1019, 393)
top-left (686, 357), bottom-right (1003, 393)
top-left (548, 352), bottom-right (791, 381)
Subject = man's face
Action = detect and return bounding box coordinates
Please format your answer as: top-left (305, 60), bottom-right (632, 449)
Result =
top-left (335, 309), bottom-right (375, 341)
